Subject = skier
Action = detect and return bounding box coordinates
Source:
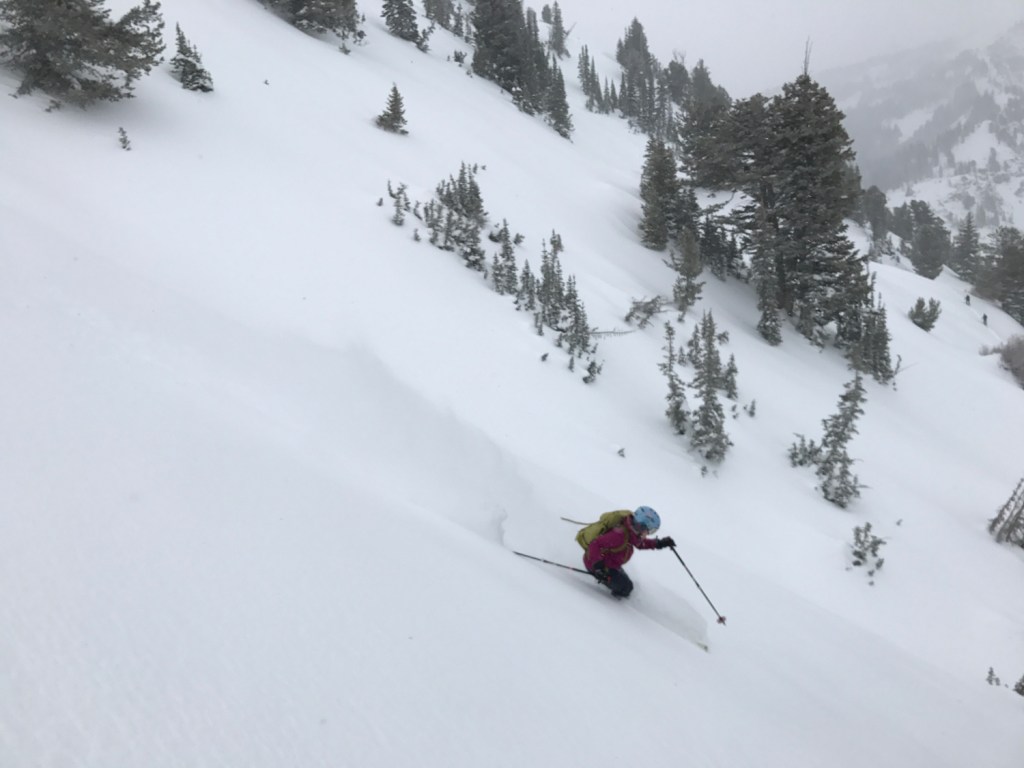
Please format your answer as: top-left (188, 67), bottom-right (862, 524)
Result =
top-left (581, 506), bottom-right (675, 597)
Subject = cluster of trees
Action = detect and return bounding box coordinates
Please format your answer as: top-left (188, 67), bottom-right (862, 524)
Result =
top-left (867, 192), bottom-right (1024, 326)
top-left (262, 0), bottom-right (361, 41)
top-left (385, 167), bottom-right (601, 382)
top-left (659, 312), bottom-right (738, 464)
top-left (634, 60), bottom-right (893, 383)
top-left (470, 0), bottom-right (573, 137)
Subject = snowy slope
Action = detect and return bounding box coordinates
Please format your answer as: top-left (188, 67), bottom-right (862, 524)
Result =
top-left (2, 2), bottom-right (1024, 766)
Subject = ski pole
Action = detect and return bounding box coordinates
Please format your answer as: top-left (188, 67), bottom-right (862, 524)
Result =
top-left (670, 547), bottom-right (727, 625)
top-left (513, 550), bottom-right (591, 575)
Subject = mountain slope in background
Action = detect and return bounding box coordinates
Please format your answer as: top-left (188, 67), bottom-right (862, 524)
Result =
top-left (825, 22), bottom-right (1024, 228)
top-left (2, 1), bottom-right (1024, 766)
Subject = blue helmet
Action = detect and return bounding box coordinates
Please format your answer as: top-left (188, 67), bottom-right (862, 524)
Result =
top-left (632, 506), bottom-right (660, 535)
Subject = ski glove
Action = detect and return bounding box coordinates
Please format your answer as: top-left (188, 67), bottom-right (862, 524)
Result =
top-left (656, 536), bottom-right (676, 549)
top-left (591, 563), bottom-right (611, 583)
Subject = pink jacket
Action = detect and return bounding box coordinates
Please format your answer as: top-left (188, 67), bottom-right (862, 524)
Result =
top-left (584, 524), bottom-right (659, 570)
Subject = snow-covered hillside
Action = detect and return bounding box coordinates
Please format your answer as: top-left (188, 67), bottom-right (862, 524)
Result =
top-left (825, 21), bottom-right (1024, 230)
top-left (2, 2), bottom-right (1024, 766)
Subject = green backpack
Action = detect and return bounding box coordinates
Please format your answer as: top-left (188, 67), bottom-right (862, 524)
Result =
top-left (574, 510), bottom-right (632, 550)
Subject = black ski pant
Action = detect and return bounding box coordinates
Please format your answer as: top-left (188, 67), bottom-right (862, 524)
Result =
top-left (591, 564), bottom-right (633, 597)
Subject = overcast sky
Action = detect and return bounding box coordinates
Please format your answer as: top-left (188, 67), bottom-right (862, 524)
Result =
top-left (557, 0), bottom-right (1024, 96)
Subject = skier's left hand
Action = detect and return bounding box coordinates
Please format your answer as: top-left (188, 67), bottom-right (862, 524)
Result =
top-left (656, 536), bottom-right (676, 549)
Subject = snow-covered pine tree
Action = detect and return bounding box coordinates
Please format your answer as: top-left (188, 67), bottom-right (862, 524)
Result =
top-left (687, 311), bottom-right (731, 461)
top-left (950, 213), bottom-right (981, 283)
top-left (546, 1), bottom-right (567, 58)
top-left (908, 202), bottom-right (950, 279)
top-left (559, 275), bottom-right (593, 361)
top-left (813, 373), bottom-right (866, 508)
top-left (382, 0), bottom-right (419, 42)
top-left (537, 240), bottom-right (566, 329)
top-left (659, 323), bottom-right (688, 434)
top-left (267, 0), bottom-right (361, 39)
top-left (768, 73), bottom-right (872, 349)
top-left (989, 477), bottom-right (1024, 547)
top-left (669, 228), bottom-right (704, 318)
top-left (423, 163), bottom-right (487, 269)
top-left (638, 137), bottom-right (679, 250)
top-left (170, 23), bottom-right (213, 92)
top-left (490, 220), bottom-right (519, 295)
top-left (423, 0), bottom-right (455, 30)
top-left (677, 59), bottom-right (733, 187)
top-left (908, 297), bottom-right (941, 331)
top-left (720, 354), bottom-right (738, 400)
top-left (0, 0), bottom-right (165, 105)
top-left (515, 259), bottom-right (537, 312)
top-left (847, 292), bottom-right (895, 384)
top-left (376, 84), bottom-right (408, 133)
top-left (543, 60), bottom-right (573, 138)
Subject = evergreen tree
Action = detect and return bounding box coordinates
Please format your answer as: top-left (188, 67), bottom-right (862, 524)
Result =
top-left (423, 0), bottom-right (455, 30)
top-left (678, 59), bottom-right (732, 187)
top-left (423, 163), bottom-right (487, 270)
top-left (908, 297), bottom-right (942, 331)
top-left (814, 373), bottom-right (866, 508)
top-left (862, 185), bottom-right (890, 241)
top-left (169, 23), bottom-right (213, 92)
top-left (382, 0), bottom-right (419, 42)
top-left (267, 0), bottom-right (361, 39)
top-left (769, 74), bottom-right (870, 348)
top-left (375, 84), bottom-right (408, 133)
top-left (0, 0), bottom-right (165, 105)
top-left (546, 0), bottom-right (567, 58)
top-left (950, 213), bottom-right (981, 283)
top-left (659, 323), bottom-right (688, 434)
top-left (699, 217), bottom-right (730, 280)
top-left (471, 0), bottom-right (527, 99)
top-left (638, 137), bottom-right (679, 250)
top-left (669, 228), bottom-right (704, 318)
top-left (543, 60), bottom-right (573, 138)
top-left (687, 311), bottom-right (731, 461)
top-left (559, 275), bottom-right (593, 361)
top-left (515, 259), bottom-right (537, 311)
top-left (908, 200), bottom-right (949, 279)
top-left (847, 291), bottom-right (894, 384)
top-left (490, 220), bottom-right (519, 295)
top-left (978, 227), bottom-right (1024, 324)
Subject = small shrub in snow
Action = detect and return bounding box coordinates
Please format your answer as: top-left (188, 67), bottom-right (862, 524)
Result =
top-left (995, 335), bottom-right (1024, 388)
top-left (850, 522), bottom-right (886, 583)
top-left (908, 297), bottom-right (941, 331)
